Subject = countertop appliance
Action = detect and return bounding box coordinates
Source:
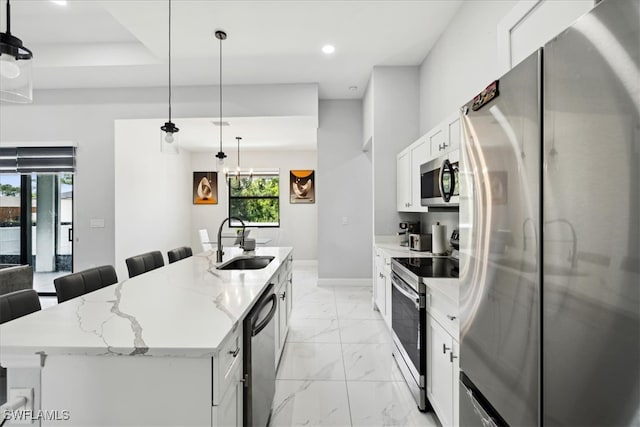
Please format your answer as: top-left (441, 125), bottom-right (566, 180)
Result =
top-left (459, 1), bottom-right (639, 425)
top-left (390, 231), bottom-right (459, 411)
top-left (243, 284), bottom-right (277, 427)
top-left (420, 150), bottom-right (459, 208)
top-left (398, 221), bottom-right (420, 247)
top-left (409, 233), bottom-right (431, 251)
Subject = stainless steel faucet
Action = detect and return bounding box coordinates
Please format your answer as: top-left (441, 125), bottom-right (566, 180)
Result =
top-left (217, 216), bottom-right (246, 263)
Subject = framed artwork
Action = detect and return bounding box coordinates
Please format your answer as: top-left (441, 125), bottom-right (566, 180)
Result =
top-left (290, 170), bottom-right (315, 204)
top-left (193, 172), bottom-right (218, 205)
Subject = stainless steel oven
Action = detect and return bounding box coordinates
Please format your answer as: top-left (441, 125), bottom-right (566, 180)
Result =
top-left (390, 261), bottom-right (428, 411)
top-left (420, 149), bottom-right (459, 208)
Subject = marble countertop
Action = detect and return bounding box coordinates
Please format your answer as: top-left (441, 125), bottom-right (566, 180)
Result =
top-left (0, 247), bottom-right (293, 359)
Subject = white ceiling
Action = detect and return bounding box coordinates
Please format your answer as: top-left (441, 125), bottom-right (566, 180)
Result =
top-left (6, 0), bottom-right (463, 99)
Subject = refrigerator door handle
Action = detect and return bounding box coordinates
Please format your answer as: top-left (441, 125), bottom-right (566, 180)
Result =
top-left (460, 373), bottom-right (508, 427)
top-left (466, 387), bottom-right (498, 427)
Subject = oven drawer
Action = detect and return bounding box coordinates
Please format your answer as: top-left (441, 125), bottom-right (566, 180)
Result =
top-left (427, 286), bottom-right (459, 339)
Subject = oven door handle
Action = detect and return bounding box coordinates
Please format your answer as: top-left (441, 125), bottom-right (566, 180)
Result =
top-left (392, 278), bottom-right (420, 309)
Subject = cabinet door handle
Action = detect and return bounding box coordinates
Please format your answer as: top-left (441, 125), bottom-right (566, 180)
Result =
top-left (443, 344), bottom-right (451, 354)
top-left (450, 352), bottom-right (458, 363)
top-left (229, 347), bottom-right (240, 357)
top-left (447, 315), bottom-right (457, 321)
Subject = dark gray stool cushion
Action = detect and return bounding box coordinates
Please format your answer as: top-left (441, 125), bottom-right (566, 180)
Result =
top-left (0, 289), bottom-right (41, 324)
top-left (167, 246), bottom-right (193, 264)
top-left (125, 251), bottom-right (165, 278)
top-left (54, 265), bottom-right (118, 303)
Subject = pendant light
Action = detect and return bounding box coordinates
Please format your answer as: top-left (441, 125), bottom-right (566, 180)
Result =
top-left (0, 0), bottom-right (34, 103)
top-left (235, 136), bottom-right (242, 179)
top-left (160, 0), bottom-right (179, 153)
top-left (214, 30), bottom-right (227, 167)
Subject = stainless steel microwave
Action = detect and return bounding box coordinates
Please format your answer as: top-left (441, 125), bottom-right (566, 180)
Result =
top-left (420, 150), bottom-right (459, 208)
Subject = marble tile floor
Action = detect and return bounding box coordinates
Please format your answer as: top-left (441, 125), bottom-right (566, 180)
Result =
top-left (271, 263), bottom-right (440, 427)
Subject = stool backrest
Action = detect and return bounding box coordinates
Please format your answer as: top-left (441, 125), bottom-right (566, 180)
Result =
top-left (54, 265), bottom-right (118, 303)
top-left (125, 251), bottom-right (165, 278)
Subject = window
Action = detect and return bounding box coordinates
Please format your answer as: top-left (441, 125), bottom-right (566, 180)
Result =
top-left (228, 172), bottom-right (279, 227)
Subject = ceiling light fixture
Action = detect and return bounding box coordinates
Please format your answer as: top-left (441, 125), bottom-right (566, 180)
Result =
top-left (160, 0), bottom-right (179, 153)
top-left (0, 0), bottom-right (34, 103)
top-left (50, 0), bottom-right (67, 5)
top-left (321, 44), bottom-right (335, 54)
top-left (214, 30), bottom-right (228, 168)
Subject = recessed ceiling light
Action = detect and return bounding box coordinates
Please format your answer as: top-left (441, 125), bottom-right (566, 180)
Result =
top-left (322, 45), bottom-right (335, 55)
top-left (349, 86), bottom-right (358, 91)
top-left (51, 0), bottom-right (67, 5)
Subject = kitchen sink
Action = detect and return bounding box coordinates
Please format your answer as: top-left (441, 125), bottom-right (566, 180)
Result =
top-left (216, 255), bottom-right (275, 270)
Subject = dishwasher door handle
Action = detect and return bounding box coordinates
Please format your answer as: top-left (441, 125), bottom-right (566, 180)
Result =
top-left (252, 293), bottom-right (278, 337)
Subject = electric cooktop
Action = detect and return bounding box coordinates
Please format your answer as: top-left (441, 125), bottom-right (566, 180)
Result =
top-left (393, 257), bottom-right (459, 279)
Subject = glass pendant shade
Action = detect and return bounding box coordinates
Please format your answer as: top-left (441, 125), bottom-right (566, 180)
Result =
top-left (1, 12), bottom-right (34, 104)
top-left (160, 122), bottom-right (179, 154)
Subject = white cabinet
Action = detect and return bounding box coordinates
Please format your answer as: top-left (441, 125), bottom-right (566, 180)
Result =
top-left (397, 137), bottom-right (429, 213)
top-left (410, 139), bottom-right (429, 213)
top-left (425, 279), bottom-right (460, 427)
top-left (212, 324), bottom-right (244, 427)
top-left (275, 254), bottom-right (293, 367)
top-left (427, 315), bottom-right (457, 427)
top-left (396, 149), bottom-right (412, 210)
top-left (374, 259), bottom-right (386, 316)
top-left (430, 112), bottom-right (461, 157)
top-left (214, 366), bottom-right (243, 427)
top-left (373, 246), bottom-right (393, 329)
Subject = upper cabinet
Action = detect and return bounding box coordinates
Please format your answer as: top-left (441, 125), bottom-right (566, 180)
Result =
top-left (396, 148), bottom-right (412, 211)
top-left (431, 112), bottom-right (461, 157)
top-left (397, 111), bottom-right (461, 213)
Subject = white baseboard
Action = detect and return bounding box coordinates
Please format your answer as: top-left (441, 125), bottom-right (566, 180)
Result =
top-left (317, 278), bottom-right (372, 287)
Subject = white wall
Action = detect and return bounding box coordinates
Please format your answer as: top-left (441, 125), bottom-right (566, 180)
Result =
top-left (0, 83), bottom-right (317, 271)
top-left (419, 0), bottom-right (594, 133)
top-left (114, 120), bottom-right (192, 279)
top-left (419, 0), bottom-right (518, 133)
top-left (191, 150), bottom-right (318, 261)
top-left (317, 100), bottom-right (372, 282)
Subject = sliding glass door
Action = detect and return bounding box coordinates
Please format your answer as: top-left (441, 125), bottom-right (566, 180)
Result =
top-left (0, 173), bottom-right (73, 295)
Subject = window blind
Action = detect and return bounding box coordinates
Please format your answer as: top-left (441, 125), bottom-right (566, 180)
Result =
top-left (0, 147), bottom-right (76, 173)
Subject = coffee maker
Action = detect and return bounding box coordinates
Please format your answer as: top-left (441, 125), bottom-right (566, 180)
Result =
top-left (398, 221), bottom-right (420, 247)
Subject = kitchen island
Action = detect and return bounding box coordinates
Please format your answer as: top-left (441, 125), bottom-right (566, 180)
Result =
top-left (0, 246), bottom-right (293, 426)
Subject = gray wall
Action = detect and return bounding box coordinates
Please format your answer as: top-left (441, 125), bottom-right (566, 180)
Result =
top-left (317, 100), bottom-right (372, 280)
top-left (371, 66), bottom-right (420, 236)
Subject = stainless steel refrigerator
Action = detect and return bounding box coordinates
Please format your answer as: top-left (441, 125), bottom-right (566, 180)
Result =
top-left (458, 0), bottom-right (639, 425)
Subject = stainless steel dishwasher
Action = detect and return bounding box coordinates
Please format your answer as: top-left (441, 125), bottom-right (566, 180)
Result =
top-left (243, 283), bottom-right (277, 427)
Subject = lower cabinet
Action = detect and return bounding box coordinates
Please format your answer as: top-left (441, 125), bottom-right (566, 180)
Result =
top-left (275, 254), bottom-right (293, 367)
top-left (212, 324), bottom-right (244, 427)
top-left (427, 314), bottom-right (457, 427)
top-left (373, 246), bottom-right (393, 329)
top-left (425, 279), bottom-right (460, 427)
top-left (214, 373), bottom-right (243, 427)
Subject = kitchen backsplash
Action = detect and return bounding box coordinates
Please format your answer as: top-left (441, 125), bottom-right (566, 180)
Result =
top-left (420, 211), bottom-right (459, 238)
